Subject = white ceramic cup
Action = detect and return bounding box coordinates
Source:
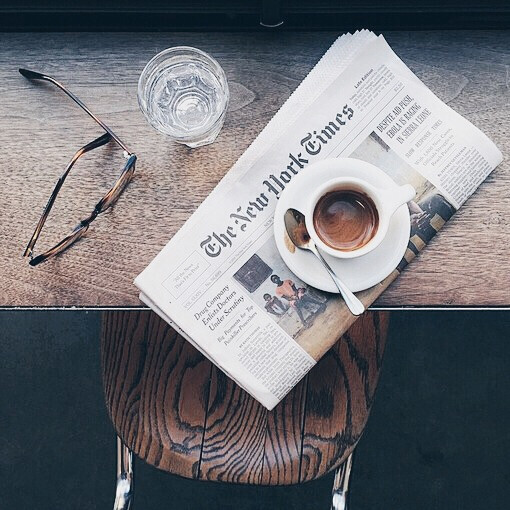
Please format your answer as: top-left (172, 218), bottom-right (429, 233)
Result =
top-left (305, 176), bottom-right (415, 259)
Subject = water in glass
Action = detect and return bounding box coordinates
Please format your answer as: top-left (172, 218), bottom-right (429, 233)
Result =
top-left (138, 47), bottom-right (229, 148)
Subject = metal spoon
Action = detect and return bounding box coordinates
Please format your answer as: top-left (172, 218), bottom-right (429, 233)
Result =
top-left (284, 208), bottom-right (365, 316)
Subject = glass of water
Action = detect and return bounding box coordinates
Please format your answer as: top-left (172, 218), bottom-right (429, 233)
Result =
top-left (137, 47), bottom-right (229, 148)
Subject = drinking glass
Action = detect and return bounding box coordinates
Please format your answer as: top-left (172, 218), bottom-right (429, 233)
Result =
top-left (137, 46), bottom-right (229, 148)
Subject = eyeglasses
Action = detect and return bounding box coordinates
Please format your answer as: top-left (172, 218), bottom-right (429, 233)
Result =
top-left (20, 68), bottom-right (137, 266)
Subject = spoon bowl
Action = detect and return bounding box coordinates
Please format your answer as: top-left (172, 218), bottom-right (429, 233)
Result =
top-left (284, 208), bottom-right (365, 316)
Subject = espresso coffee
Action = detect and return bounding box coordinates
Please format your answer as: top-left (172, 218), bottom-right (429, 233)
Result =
top-left (313, 189), bottom-right (379, 251)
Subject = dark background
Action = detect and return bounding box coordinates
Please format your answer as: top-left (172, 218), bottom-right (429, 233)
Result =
top-left (1, 0), bottom-right (509, 30)
top-left (1, 310), bottom-right (509, 509)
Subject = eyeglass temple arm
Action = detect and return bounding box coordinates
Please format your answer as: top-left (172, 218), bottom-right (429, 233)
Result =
top-left (23, 132), bottom-right (112, 259)
top-left (19, 68), bottom-right (131, 155)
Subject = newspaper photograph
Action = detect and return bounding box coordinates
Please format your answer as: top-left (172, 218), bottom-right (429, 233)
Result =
top-left (135, 31), bottom-right (502, 410)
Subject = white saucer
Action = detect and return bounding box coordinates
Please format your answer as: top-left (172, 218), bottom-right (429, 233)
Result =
top-left (273, 158), bottom-right (411, 293)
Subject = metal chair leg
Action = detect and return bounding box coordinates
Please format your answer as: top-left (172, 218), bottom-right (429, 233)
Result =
top-left (331, 453), bottom-right (353, 510)
top-left (114, 436), bottom-right (134, 510)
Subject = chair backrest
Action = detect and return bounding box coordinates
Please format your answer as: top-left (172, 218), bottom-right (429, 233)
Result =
top-left (101, 310), bottom-right (389, 484)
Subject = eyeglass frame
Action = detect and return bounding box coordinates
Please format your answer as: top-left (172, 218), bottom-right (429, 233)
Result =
top-left (19, 68), bottom-right (137, 266)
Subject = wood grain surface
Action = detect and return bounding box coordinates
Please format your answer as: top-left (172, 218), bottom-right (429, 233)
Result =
top-left (1, 31), bottom-right (508, 307)
top-left (101, 309), bottom-right (389, 484)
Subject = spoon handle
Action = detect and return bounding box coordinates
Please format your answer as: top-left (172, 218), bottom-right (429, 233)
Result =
top-left (310, 245), bottom-right (365, 316)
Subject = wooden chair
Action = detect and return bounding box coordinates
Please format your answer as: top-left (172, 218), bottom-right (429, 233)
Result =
top-left (101, 310), bottom-right (390, 509)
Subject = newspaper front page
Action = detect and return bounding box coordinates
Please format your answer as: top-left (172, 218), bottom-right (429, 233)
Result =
top-left (135, 33), bottom-right (502, 410)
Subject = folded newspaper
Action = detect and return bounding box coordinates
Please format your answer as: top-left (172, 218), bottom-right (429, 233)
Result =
top-left (135, 30), bottom-right (502, 410)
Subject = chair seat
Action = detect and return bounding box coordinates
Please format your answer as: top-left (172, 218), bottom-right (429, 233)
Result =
top-left (101, 310), bottom-right (389, 485)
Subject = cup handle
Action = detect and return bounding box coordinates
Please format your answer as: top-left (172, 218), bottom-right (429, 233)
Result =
top-left (382, 184), bottom-right (416, 216)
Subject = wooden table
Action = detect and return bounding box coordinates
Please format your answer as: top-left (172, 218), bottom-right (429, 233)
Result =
top-left (1, 30), bottom-right (509, 308)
